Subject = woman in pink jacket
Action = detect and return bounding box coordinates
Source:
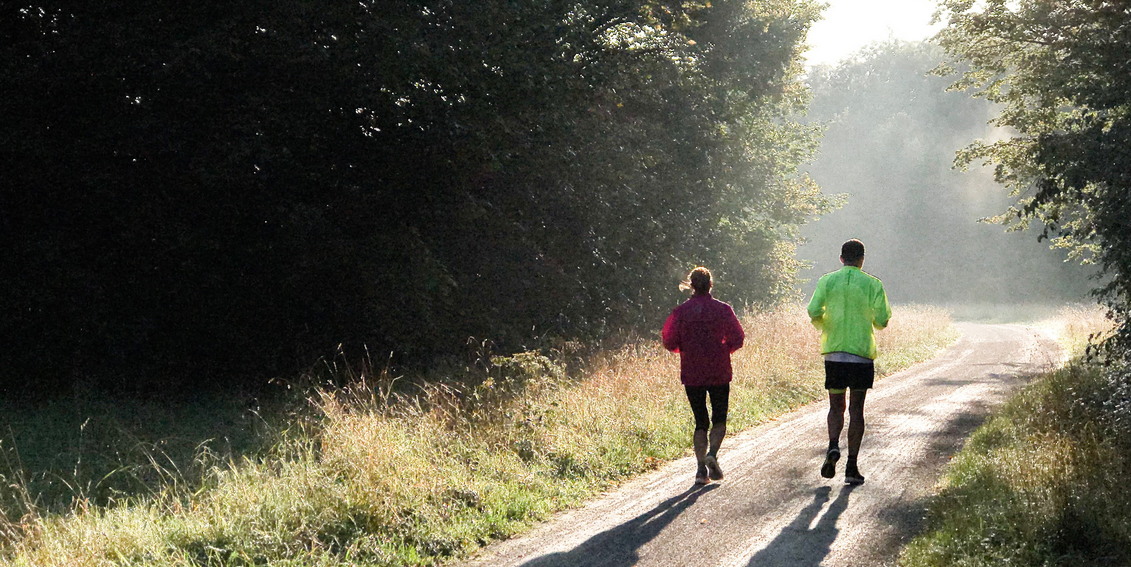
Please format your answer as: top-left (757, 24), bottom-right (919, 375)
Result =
top-left (662, 267), bottom-right (745, 485)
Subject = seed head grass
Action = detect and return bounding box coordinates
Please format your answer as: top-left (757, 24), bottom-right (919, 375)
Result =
top-left (2, 305), bottom-right (955, 566)
top-left (1032, 304), bottom-right (1115, 360)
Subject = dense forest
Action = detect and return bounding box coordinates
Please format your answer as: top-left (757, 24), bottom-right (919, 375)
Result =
top-left (798, 40), bottom-right (1094, 304)
top-left (1, 0), bottom-right (828, 395)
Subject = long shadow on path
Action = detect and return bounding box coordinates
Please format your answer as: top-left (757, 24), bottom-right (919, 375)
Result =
top-left (746, 485), bottom-right (856, 566)
top-left (519, 483), bottom-right (718, 567)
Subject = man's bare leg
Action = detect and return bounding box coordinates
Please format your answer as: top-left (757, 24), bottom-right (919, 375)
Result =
top-left (822, 392), bottom-right (846, 478)
top-left (845, 388), bottom-right (867, 484)
top-left (827, 391), bottom-right (846, 448)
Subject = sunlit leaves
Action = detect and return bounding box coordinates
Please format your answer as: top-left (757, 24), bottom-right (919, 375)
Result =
top-left (937, 0), bottom-right (1131, 346)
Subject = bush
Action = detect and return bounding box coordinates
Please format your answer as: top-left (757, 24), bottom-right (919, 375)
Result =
top-left (902, 359), bottom-right (1131, 567)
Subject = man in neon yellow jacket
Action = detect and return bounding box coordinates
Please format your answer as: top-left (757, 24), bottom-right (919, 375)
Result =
top-left (807, 239), bottom-right (891, 485)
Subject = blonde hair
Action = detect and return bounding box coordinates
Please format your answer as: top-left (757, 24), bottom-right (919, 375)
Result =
top-left (679, 266), bottom-right (712, 295)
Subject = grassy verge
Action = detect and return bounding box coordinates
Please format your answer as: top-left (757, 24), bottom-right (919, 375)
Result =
top-left (0, 304), bottom-right (956, 566)
top-left (900, 306), bottom-right (1128, 567)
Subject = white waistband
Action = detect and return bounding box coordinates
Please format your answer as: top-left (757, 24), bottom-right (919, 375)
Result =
top-left (824, 351), bottom-right (872, 364)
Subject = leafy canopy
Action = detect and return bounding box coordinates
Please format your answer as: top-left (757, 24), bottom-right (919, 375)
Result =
top-left (936, 0), bottom-right (1131, 344)
top-left (1, 0), bottom-right (828, 392)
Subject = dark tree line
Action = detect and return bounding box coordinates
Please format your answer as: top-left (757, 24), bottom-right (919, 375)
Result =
top-left (1, 1), bottom-right (827, 395)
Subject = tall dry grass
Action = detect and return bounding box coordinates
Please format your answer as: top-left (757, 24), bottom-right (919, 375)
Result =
top-left (1, 305), bottom-right (956, 566)
top-left (1034, 304), bottom-right (1116, 360)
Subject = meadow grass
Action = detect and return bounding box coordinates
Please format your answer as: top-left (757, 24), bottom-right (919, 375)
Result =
top-left (900, 305), bottom-right (1128, 567)
top-left (1032, 304), bottom-right (1117, 362)
top-left (0, 304), bottom-right (956, 566)
top-left (0, 391), bottom-right (276, 519)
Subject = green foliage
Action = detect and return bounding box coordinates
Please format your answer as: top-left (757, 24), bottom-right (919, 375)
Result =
top-left (800, 40), bottom-right (1093, 303)
top-left (0, 306), bottom-right (957, 565)
top-left (0, 0), bottom-right (829, 393)
top-left (0, 391), bottom-right (281, 523)
top-left (935, 0), bottom-right (1131, 348)
top-left (901, 360), bottom-right (1131, 567)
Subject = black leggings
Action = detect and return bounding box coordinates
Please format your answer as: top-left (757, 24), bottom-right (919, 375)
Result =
top-left (685, 384), bottom-right (730, 432)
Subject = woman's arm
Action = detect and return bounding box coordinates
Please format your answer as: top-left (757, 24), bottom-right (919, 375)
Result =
top-left (661, 310), bottom-right (681, 353)
top-left (725, 305), bottom-right (745, 353)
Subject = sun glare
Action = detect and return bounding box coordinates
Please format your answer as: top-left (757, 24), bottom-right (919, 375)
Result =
top-left (805, 0), bottom-right (943, 67)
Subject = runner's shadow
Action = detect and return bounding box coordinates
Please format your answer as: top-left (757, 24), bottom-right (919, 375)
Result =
top-left (745, 484), bottom-right (856, 567)
top-left (519, 483), bottom-right (718, 567)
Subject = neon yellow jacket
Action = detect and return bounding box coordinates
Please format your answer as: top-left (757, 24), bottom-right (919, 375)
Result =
top-left (807, 266), bottom-right (891, 360)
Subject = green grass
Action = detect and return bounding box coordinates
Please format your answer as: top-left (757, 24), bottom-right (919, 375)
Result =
top-left (0, 391), bottom-right (279, 528)
top-left (0, 304), bottom-right (958, 566)
top-left (900, 306), bottom-right (1128, 567)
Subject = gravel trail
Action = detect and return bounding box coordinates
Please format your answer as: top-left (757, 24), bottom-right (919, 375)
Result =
top-left (457, 323), bottom-right (1060, 567)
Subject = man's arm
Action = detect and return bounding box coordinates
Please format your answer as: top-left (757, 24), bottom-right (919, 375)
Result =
top-left (807, 277), bottom-right (826, 330)
top-left (872, 282), bottom-right (892, 329)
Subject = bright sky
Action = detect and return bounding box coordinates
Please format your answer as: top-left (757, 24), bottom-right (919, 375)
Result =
top-left (804, 0), bottom-right (945, 67)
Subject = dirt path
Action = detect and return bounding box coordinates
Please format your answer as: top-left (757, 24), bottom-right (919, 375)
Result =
top-left (457, 323), bottom-right (1061, 567)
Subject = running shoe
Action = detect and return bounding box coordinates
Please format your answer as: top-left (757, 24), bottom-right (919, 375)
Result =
top-left (821, 448), bottom-right (840, 479)
top-left (844, 463), bottom-right (865, 485)
top-left (704, 455), bottom-right (724, 481)
top-left (695, 464), bottom-right (710, 485)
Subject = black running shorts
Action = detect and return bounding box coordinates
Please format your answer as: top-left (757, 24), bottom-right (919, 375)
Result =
top-left (824, 360), bottom-right (875, 391)
top-left (685, 384), bottom-right (730, 431)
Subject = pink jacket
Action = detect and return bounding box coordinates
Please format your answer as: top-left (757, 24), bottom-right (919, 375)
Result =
top-left (661, 294), bottom-right (745, 386)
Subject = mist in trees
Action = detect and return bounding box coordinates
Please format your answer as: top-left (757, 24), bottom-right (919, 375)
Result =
top-left (934, 0), bottom-right (1131, 352)
top-left (1, 1), bottom-right (827, 395)
top-left (796, 40), bottom-right (1094, 305)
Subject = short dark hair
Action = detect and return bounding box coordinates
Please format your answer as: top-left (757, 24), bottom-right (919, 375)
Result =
top-left (841, 239), bottom-right (865, 263)
top-left (680, 266), bottom-right (712, 295)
